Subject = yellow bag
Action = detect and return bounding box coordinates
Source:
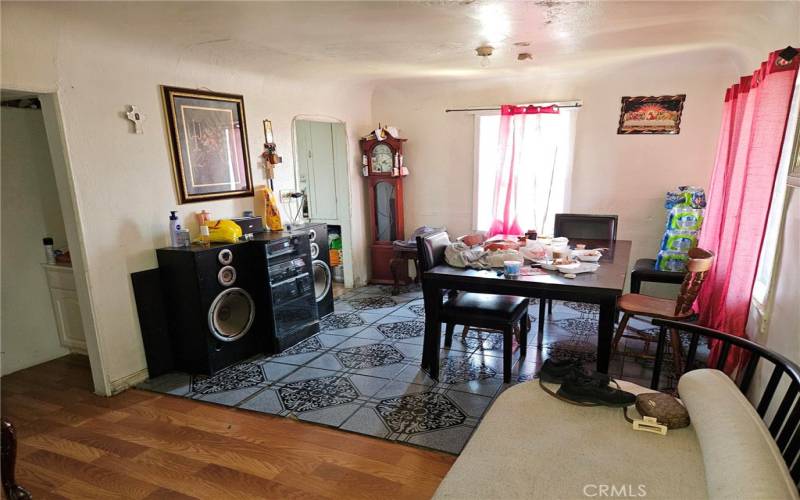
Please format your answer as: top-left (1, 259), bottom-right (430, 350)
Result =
top-left (207, 219), bottom-right (243, 243)
top-left (254, 185), bottom-right (284, 231)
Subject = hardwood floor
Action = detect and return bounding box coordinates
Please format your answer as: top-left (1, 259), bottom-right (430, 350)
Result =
top-left (1, 355), bottom-right (454, 499)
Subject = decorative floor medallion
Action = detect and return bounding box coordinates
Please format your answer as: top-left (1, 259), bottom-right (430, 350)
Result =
top-left (335, 344), bottom-right (405, 369)
top-left (552, 318), bottom-right (599, 338)
top-left (376, 319), bottom-right (425, 340)
top-left (376, 392), bottom-right (466, 434)
top-left (440, 357), bottom-right (497, 384)
top-left (278, 375), bottom-right (359, 412)
top-left (191, 362), bottom-right (265, 395)
top-left (407, 304), bottom-right (425, 317)
top-left (276, 336), bottom-right (323, 357)
top-left (464, 331), bottom-right (504, 350)
top-left (321, 313), bottom-right (365, 331)
top-left (546, 339), bottom-right (597, 364)
top-left (347, 296), bottom-right (398, 311)
top-left (562, 301), bottom-right (600, 316)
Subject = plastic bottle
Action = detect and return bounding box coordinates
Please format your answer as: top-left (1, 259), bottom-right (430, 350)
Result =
top-left (43, 237), bottom-right (56, 264)
top-left (200, 224), bottom-right (210, 247)
top-left (169, 211), bottom-right (179, 247)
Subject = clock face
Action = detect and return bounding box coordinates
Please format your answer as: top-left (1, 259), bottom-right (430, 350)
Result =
top-left (371, 144), bottom-right (394, 173)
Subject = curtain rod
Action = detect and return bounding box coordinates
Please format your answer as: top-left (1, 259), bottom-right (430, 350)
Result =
top-left (445, 101), bottom-right (582, 113)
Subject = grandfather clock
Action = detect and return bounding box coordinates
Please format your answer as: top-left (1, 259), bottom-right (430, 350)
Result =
top-left (360, 131), bottom-right (407, 284)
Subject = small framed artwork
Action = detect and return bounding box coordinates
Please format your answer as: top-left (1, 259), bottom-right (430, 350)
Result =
top-left (161, 86), bottom-right (254, 203)
top-left (617, 94), bottom-right (686, 135)
top-left (262, 119), bottom-right (275, 146)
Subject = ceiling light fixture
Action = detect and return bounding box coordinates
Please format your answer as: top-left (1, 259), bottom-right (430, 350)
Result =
top-left (476, 45), bottom-right (494, 67)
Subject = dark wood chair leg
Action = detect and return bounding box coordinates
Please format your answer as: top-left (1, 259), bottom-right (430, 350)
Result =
top-left (611, 313), bottom-right (632, 353)
top-left (519, 318), bottom-right (528, 357)
top-left (461, 325), bottom-right (470, 339)
top-left (2, 418), bottom-right (31, 500)
top-left (538, 299), bottom-right (546, 335)
top-left (444, 323), bottom-right (455, 347)
top-left (548, 299), bottom-right (553, 315)
top-left (503, 326), bottom-right (513, 383)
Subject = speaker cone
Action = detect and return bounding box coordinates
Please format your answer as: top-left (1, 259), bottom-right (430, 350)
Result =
top-left (208, 288), bottom-right (255, 342)
top-left (308, 229), bottom-right (317, 242)
top-left (310, 242), bottom-right (320, 259)
top-left (218, 248), bottom-right (233, 265)
top-left (218, 266), bottom-right (237, 286)
top-left (312, 260), bottom-right (332, 303)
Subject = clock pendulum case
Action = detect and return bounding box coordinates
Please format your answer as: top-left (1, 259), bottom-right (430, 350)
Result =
top-left (359, 131), bottom-right (407, 284)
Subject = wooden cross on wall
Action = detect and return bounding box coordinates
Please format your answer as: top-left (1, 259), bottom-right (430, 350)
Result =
top-left (126, 105), bottom-right (146, 134)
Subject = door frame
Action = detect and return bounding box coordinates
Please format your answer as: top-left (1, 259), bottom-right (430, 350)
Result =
top-left (2, 86), bottom-right (110, 396)
top-left (291, 116), bottom-right (355, 288)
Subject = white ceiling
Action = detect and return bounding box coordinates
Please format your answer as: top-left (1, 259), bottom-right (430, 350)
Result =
top-left (27, 1), bottom-right (800, 82)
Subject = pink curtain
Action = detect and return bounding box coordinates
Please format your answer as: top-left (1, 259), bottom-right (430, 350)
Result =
top-left (698, 50), bottom-right (799, 373)
top-left (486, 105), bottom-right (559, 237)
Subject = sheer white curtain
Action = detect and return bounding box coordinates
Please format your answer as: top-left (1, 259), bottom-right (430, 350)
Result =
top-left (474, 109), bottom-right (577, 236)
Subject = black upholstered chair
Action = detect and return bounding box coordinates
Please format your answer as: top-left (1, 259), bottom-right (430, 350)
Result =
top-left (553, 213), bottom-right (618, 242)
top-left (417, 232), bottom-right (530, 383)
top-left (539, 214), bottom-right (619, 327)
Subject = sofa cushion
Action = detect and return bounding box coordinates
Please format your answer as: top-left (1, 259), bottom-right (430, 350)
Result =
top-left (435, 380), bottom-right (707, 499)
top-left (678, 369), bottom-right (799, 500)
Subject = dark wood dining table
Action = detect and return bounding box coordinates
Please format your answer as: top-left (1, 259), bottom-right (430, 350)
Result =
top-left (420, 239), bottom-right (631, 379)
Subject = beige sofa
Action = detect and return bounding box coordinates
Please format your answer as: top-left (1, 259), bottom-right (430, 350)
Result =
top-left (434, 369), bottom-right (798, 500)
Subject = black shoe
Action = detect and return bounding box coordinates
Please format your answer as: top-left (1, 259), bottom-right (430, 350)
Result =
top-left (538, 358), bottom-right (611, 385)
top-left (556, 371), bottom-right (636, 407)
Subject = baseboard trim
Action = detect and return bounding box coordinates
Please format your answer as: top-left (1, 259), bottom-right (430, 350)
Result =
top-left (109, 368), bottom-right (149, 395)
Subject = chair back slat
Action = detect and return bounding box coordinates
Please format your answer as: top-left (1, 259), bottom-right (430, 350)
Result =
top-left (674, 248), bottom-right (714, 317)
top-left (783, 425), bottom-right (800, 479)
top-left (771, 384), bottom-right (799, 439)
top-left (777, 389), bottom-right (800, 449)
top-left (685, 332), bottom-right (700, 371)
top-left (715, 342), bottom-right (731, 370)
top-left (739, 353), bottom-right (761, 394)
top-left (758, 365), bottom-right (784, 417)
top-left (789, 454), bottom-right (800, 484)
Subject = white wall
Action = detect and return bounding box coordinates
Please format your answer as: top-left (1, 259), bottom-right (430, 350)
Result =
top-left (372, 49), bottom-right (734, 289)
top-left (1, 4), bottom-right (373, 392)
top-left (1, 106), bottom-right (70, 375)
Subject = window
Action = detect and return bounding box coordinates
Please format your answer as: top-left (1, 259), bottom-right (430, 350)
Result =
top-left (473, 109), bottom-right (578, 236)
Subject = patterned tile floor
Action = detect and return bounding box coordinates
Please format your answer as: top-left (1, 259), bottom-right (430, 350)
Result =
top-left (139, 284), bottom-right (689, 455)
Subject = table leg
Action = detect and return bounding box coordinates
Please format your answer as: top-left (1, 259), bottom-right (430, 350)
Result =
top-left (538, 299), bottom-right (546, 336)
top-left (596, 299), bottom-right (617, 374)
top-left (421, 280), bottom-right (442, 380)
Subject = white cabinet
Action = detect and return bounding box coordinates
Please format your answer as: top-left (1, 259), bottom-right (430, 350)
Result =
top-left (43, 264), bottom-right (86, 353)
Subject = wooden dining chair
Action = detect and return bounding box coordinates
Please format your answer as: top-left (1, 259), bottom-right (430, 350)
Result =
top-left (417, 231), bottom-right (531, 383)
top-left (611, 248), bottom-right (715, 376)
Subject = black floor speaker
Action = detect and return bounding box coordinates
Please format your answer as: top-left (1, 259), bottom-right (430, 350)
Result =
top-left (156, 243), bottom-right (263, 374)
top-left (305, 223), bottom-right (334, 318)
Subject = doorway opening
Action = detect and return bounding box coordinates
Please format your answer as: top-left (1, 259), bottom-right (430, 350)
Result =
top-left (0, 89), bottom-right (105, 395)
top-left (292, 117), bottom-right (355, 294)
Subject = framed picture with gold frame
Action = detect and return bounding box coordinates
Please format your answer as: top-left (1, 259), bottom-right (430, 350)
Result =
top-left (161, 86), bottom-right (254, 203)
top-left (617, 94), bottom-right (686, 135)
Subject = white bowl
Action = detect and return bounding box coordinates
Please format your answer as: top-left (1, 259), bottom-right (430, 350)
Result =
top-left (577, 252), bottom-right (602, 262)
